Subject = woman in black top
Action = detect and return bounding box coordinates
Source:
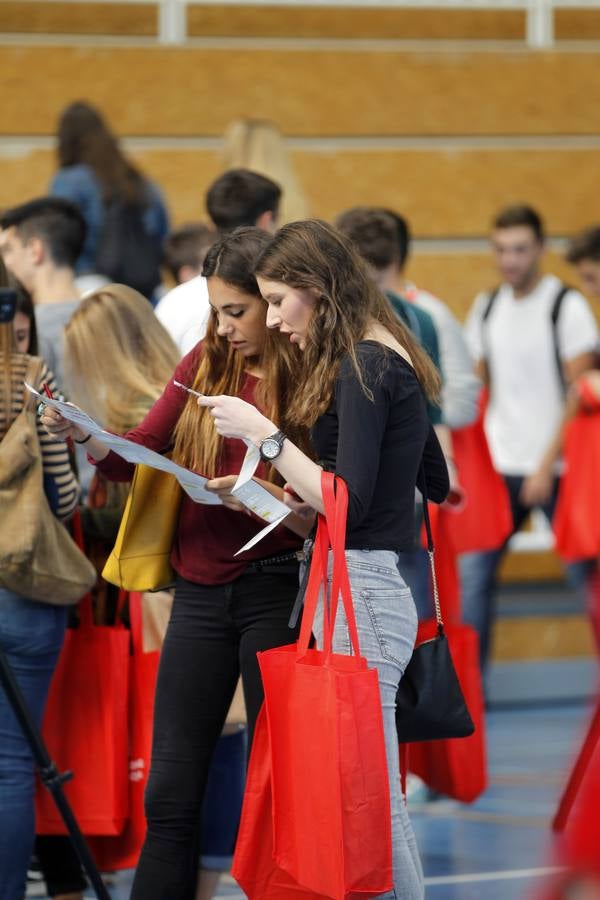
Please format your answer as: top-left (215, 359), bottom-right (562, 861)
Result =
top-left (201, 220), bottom-right (448, 900)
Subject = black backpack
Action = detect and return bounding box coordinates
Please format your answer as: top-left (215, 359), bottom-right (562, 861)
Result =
top-left (481, 282), bottom-right (570, 393)
top-left (95, 199), bottom-right (163, 300)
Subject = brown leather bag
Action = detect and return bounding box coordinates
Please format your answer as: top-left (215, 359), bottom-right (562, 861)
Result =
top-left (0, 357), bottom-right (96, 605)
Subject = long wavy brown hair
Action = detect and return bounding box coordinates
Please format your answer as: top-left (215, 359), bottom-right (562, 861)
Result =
top-left (254, 219), bottom-right (441, 428)
top-left (172, 227), bottom-right (306, 478)
top-left (57, 101), bottom-right (146, 205)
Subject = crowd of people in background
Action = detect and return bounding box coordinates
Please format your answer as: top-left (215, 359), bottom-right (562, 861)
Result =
top-left (1, 99), bottom-right (599, 900)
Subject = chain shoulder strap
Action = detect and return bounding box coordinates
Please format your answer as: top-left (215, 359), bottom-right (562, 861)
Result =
top-left (420, 464), bottom-right (444, 633)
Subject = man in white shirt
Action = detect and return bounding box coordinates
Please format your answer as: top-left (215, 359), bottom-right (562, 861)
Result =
top-left (462, 204), bottom-right (598, 671)
top-left (155, 169), bottom-right (281, 355)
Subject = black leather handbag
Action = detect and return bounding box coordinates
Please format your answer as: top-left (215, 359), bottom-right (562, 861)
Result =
top-left (395, 469), bottom-right (475, 743)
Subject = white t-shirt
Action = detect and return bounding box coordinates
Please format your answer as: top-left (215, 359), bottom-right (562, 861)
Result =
top-left (154, 275), bottom-right (210, 356)
top-left (465, 274), bottom-right (598, 475)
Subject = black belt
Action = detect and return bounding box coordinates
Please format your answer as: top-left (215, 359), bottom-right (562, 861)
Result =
top-left (244, 551), bottom-right (305, 575)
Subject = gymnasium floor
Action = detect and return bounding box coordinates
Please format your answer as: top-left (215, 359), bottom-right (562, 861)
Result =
top-left (38, 701), bottom-right (590, 900)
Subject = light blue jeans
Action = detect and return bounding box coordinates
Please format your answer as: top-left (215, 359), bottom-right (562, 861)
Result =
top-left (0, 589), bottom-right (67, 900)
top-left (312, 549), bottom-right (424, 900)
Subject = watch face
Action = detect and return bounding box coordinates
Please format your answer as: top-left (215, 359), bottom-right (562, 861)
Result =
top-left (261, 438), bottom-right (281, 460)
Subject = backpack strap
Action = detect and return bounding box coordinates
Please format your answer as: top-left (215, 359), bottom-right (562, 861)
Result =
top-left (480, 286), bottom-right (500, 383)
top-left (481, 283), bottom-right (569, 394)
top-left (482, 286), bottom-right (501, 323)
top-left (550, 284), bottom-right (570, 396)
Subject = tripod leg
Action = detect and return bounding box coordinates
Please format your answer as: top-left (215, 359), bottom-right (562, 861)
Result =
top-left (0, 646), bottom-right (111, 900)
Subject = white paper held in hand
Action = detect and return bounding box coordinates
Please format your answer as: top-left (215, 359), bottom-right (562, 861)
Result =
top-left (25, 382), bottom-right (220, 505)
top-left (26, 382), bottom-right (292, 549)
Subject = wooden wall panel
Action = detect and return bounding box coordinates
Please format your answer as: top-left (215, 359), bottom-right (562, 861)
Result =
top-left (188, 6), bottom-right (525, 40)
top-left (291, 147), bottom-right (600, 238)
top-left (2, 145), bottom-right (598, 242)
top-left (0, 2), bottom-right (156, 35)
top-left (555, 8), bottom-right (600, 40)
top-left (2, 46), bottom-right (600, 137)
top-left (492, 615), bottom-right (594, 661)
top-left (0, 145), bottom-right (592, 318)
top-left (0, 148), bottom-right (600, 238)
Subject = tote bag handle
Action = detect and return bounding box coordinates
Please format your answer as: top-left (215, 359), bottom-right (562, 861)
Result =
top-left (297, 473), bottom-right (363, 661)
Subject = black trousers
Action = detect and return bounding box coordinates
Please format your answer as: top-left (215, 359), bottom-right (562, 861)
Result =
top-left (130, 567), bottom-right (300, 900)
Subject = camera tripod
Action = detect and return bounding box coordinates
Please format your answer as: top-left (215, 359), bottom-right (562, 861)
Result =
top-left (0, 644), bottom-right (111, 900)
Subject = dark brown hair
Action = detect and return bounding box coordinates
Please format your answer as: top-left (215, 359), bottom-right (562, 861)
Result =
top-left (0, 197), bottom-right (86, 269)
top-left (57, 101), bottom-right (146, 205)
top-left (493, 204), bottom-right (544, 242)
top-left (254, 219), bottom-right (441, 428)
top-left (206, 168), bottom-right (281, 232)
top-left (335, 207), bottom-right (399, 271)
top-left (172, 227), bottom-right (307, 476)
top-left (163, 223), bottom-right (218, 283)
top-left (566, 226), bottom-right (600, 264)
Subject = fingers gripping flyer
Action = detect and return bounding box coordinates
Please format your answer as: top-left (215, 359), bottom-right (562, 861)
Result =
top-left (26, 384), bottom-right (291, 552)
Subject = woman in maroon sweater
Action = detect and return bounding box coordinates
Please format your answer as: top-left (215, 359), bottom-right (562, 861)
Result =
top-left (42, 227), bottom-right (310, 900)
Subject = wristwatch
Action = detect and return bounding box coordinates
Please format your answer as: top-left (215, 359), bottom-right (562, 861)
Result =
top-left (259, 430), bottom-right (286, 462)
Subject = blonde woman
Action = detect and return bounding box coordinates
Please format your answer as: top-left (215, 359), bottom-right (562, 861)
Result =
top-left (64, 284), bottom-right (180, 599)
top-left (221, 118), bottom-right (309, 224)
top-left (0, 258), bottom-right (79, 900)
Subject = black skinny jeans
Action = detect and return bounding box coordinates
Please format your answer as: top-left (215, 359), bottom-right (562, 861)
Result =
top-left (130, 567), bottom-right (300, 900)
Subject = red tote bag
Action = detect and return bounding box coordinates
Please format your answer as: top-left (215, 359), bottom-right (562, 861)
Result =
top-left (259, 474), bottom-right (393, 899)
top-left (553, 411), bottom-right (600, 562)
top-left (232, 705), bottom-right (333, 900)
top-left (90, 592), bottom-right (160, 868)
top-left (449, 391), bottom-right (513, 554)
top-left (36, 595), bottom-right (130, 835)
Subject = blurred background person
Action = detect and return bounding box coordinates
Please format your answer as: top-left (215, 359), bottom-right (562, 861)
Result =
top-left (0, 255), bottom-right (80, 900)
top-left (221, 118), bottom-right (309, 224)
top-left (50, 100), bottom-right (170, 300)
top-left (0, 197), bottom-right (93, 496)
top-left (462, 204), bottom-right (598, 673)
top-left (7, 272), bottom-right (87, 900)
top-left (163, 222), bottom-right (219, 287)
top-left (155, 168), bottom-right (281, 355)
top-left (11, 278), bottom-right (37, 355)
top-left (0, 198), bottom-right (85, 392)
top-left (377, 207), bottom-right (480, 431)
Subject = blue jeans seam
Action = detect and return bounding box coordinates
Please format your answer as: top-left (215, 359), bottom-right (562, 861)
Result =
top-left (360, 588), bottom-right (403, 667)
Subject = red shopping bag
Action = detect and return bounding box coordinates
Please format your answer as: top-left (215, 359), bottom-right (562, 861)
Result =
top-left (36, 594), bottom-right (130, 835)
top-left (553, 411), bottom-right (600, 561)
top-left (407, 619), bottom-right (487, 803)
top-left (257, 474), bottom-right (393, 899)
top-left (449, 391), bottom-right (513, 554)
top-left (89, 592), bottom-right (159, 868)
top-left (232, 705), bottom-right (332, 900)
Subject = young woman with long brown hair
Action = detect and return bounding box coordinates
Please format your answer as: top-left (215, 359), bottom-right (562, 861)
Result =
top-left (50, 100), bottom-right (169, 297)
top-left (41, 227), bottom-right (310, 900)
top-left (199, 219), bottom-right (450, 900)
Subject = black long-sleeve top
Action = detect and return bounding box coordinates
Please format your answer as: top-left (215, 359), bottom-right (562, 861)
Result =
top-left (312, 341), bottom-right (449, 551)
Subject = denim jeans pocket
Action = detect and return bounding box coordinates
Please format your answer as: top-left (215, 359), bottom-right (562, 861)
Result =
top-left (358, 586), bottom-right (417, 670)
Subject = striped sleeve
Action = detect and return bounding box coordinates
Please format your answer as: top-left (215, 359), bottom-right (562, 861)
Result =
top-left (36, 362), bottom-right (80, 520)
